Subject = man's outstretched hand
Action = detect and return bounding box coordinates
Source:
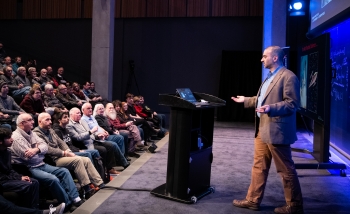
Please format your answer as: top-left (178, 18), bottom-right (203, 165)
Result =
top-left (231, 96), bottom-right (245, 103)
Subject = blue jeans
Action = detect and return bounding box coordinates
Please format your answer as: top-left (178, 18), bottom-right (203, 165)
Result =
top-left (11, 86), bottom-right (31, 96)
top-left (29, 164), bottom-right (79, 206)
top-left (75, 149), bottom-right (100, 163)
top-left (106, 134), bottom-right (125, 155)
top-left (156, 113), bottom-right (166, 128)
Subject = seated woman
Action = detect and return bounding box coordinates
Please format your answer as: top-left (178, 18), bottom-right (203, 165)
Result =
top-left (104, 103), bottom-right (143, 158)
top-left (115, 101), bottom-right (158, 144)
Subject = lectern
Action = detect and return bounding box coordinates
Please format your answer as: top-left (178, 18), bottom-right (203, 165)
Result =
top-left (150, 92), bottom-right (225, 203)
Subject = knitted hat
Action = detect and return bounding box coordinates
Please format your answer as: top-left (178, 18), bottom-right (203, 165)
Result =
top-left (0, 80), bottom-right (7, 89)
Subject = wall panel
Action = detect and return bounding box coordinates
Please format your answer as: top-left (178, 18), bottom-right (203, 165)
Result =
top-left (23, 0), bottom-right (41, 19)
top-left (121, 0), bottom-right (147, 18)
top-left (0, 0), bottom-right (17, 20)
top-left (147, 0), bottom-right (168, 17)
top-left (187, 0), bottom-right (209, 17)
top-left (169, 0), bottom-right (186, 17)
top-left (83, 0), bottom-right (93, 18)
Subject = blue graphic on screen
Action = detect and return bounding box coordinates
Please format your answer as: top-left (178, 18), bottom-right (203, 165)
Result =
top-left (177, 88), bottom-right (197, 102)
top-left (325, 18), bottom-right (350, 155)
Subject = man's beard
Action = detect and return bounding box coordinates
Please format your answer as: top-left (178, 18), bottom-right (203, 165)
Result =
top-left (106, 111), bottom-right (117, 120)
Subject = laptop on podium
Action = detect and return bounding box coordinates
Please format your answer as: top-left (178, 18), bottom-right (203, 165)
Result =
top-left (176, 88), bottom-right (209, 106)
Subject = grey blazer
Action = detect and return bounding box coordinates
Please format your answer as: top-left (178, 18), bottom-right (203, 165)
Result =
top-left (244, 67), bottom-right (300, 145)
top-left (66, 119), bottom-right (96, 147)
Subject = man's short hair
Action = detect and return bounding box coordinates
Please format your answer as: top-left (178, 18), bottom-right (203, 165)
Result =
top-left (28, 67), bottom-right (36, 72)
top-left (69, 107), bottom-right (80, 116)
top-left (125, 93), bottom-right (134, 99)
top-left (0, 127), bottom-right (12, 143)
top-left (81, 102), bottom-right (91, 112)
top-left (44, 84), bottom-right (53, 91)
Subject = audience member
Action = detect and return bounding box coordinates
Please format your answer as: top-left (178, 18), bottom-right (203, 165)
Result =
top-left (27, 67), bottom-right (40, 85)
top-left (42, 84), bottom-right (68, 113)
top-left (93, 104), bottom-right (133, 158)
top-left (55, 67), bottom-right (67, 85)
top-left (55, 84), bottom-right (82, 109)
top-left (72, 82), bottom-right (89, 102)
top-left (33, 113), bottom-right (104, 199)
top-left (11, 57), bottom-right (22, 75)
top-left (0, 81), bottom-right (25, 130)
top-left (140, 95), bottom-right (167, 129)
top-left (2, 57), bottom-right (12, 74)
top-left (46, 66), bottom-right (59, 88)
top-left (117, 99), bottom-right (158, 143)
top-left (67, 107), bottom-right (122, 175)
top-left (0, 128), bottom-right (40, 209)
top-left (0, 66), bottom-right (30, 97)
top-left (37, 69), bottom-right (54, 87)
top-left (0, 194), bottom-right (65, 214)
top-left (68, 85), bottom-right (87, 104)
top-left (82, 81), bottom-right (103, 102)
top-left (20, 84), bottom-right (45, 124)
top-left (80, 103), bottom-right (129, 168)
top-left (15, 66), bottom-right (31, 88)
top-left (105, 103), bottom-right (142, 158)
top-left (52, 111), bottom-right (103, 171)
top-left (10, 113), bottom-right (84, 212)
top-left (24, 59), bottom-right (36, 71)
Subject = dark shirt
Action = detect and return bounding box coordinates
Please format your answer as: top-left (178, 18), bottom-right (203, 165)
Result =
top-left (52, 123), bottom-right (80, 152)
top-left (94, 114), bottom-right (114, 135)
top-left (0, 149), bottom-right (22, 183)
top-left (20, 94), bottom-right (45, 115)
top-left (126, 104), bottom-right (137, 116)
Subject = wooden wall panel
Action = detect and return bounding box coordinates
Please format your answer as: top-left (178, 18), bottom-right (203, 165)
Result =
top-left (66, 0), bottom-right (81, 18)
top-left (0, 0), bottom-right (17, 19)
top-left (115, 0), bottom-right (122, 18)
top-left (249, 0), bottom-right (263, 16)
top-left (22, 0), bottom-right (41, 19)
top-left (121, 0), bottom-right (146, 18)
top-left (169, 0), bottom-right (186, 17)
top-left (52, 0), bottom-right (66, 19)
top-left (187, 0), bottom-right (209, 17)
top-left (212, 0), bottom-right (253, 16)
top-left (147, 0), bottom-right (168, 17)
top-left (83, 0), bottom-right (93, 18)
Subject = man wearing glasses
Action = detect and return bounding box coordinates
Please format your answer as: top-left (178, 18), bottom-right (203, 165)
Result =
top-left (56, 84), bottom-right (82, 110)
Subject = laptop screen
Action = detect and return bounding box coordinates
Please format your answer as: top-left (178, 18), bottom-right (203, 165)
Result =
top-left (176, 88), bottom-right (197, 102)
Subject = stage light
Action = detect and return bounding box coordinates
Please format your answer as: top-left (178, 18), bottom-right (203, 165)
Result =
top-left (288, 1), bottom-right (306, 16)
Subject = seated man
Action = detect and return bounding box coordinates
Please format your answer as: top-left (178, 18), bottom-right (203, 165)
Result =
top-left (55, 67), bottom-right (67, 85)
top-left (0, 194), bottom-right (65, 214)
top-left (42, 84), bottom-right (68, 114)
top-left (14, 66), bottom-right (31, 89)
top-left (81, 103), bottom-right (128, 160)
top-left (10, 113), bottom-right (84, 212)
top-left (37, 69), bottom-right (55, 88)
top-left (67, 108), bottom-right (121, 175)
top-left (52, 111), bottom-right (107, 181)
top-left (33, 113), bottom-right (104, 198)
top-left (55, 84), bottom-right (82, 110)
top-left (0, 66), bottom-right (30, 97)
top-left (0, 128), bottom-right (40, 209)
top-left (0, 81), bottom-right (25, 130)
top-left (46, 66), bottom-right (59, 88)
top-left (82, 81), bottom-right (104, 103)
top-left (27, 67), bottom-right (40, 86)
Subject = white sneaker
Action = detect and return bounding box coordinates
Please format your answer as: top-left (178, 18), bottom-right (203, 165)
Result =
top-left (49, 203), bottom-right (65, 214)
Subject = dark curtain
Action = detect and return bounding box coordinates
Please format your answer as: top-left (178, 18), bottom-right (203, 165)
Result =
top-left (217, 50), bottom-right (262, 122)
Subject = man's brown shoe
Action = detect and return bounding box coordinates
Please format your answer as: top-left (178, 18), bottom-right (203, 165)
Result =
top-left (232, 199), bottom-right (260, 211)
top-left (274, 205), bottom-right (304, 214)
